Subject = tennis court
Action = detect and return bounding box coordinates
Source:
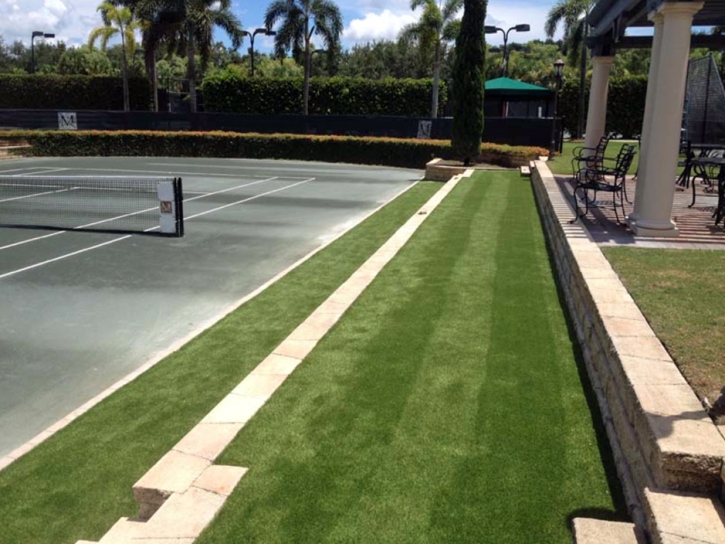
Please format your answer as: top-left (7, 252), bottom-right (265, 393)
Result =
top-left (0, 157), bottom-right (420, 458)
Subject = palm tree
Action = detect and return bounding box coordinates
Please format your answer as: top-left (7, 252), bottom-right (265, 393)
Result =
top-left (545, 0), bottom-right (591, 138)
top-left (264, 0), bottom-right (343, 115)
top-left (400, 0), bottom-right (462, 118)
top-left (89, 1), bottom-right (142, 111)
top-left (119, 0), bottom-right (243, 113)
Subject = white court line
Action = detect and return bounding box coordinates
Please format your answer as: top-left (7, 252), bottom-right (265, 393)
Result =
top-left (0, 166), bottom-right (50, 174)
top-left (14, 168), bottom-right (68, 177)
top-left (0, 187), bottom-right (72, 204)
top-left (149, 163), bottom-right (317, 178)
top-left (0, 177), bottom-right (313, 280)
top-left (0, 177), bottom-right (279, 252)
top-left (66, 167), bottom-right (278, 179)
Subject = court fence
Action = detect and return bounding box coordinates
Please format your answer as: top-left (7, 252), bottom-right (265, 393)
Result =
top-left (0, 109), bottom-right (561, 149)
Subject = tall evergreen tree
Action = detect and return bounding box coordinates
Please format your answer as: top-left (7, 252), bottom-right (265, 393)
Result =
top-left (451, 0), bottom-right (485, 164)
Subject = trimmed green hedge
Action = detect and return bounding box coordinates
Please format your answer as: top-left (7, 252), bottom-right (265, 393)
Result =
top-left (1, 130), bottom-right (546, 168)
top-left (0, 75), bottom-right (152, 111)
top-left (559, 75), bottom-right (647, 139)
top-left (202, 75), bottom-right (447, 117)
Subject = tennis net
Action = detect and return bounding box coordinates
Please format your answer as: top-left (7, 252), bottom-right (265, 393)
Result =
top-left (0, 176), bottom-right (184, 236)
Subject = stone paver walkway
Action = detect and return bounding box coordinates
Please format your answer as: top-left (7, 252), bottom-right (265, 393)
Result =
top-left (76, 172), bottom-right (471, 544)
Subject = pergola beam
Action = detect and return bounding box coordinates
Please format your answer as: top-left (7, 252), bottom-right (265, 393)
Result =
top-left (588, 33), bottom-right (725, 50)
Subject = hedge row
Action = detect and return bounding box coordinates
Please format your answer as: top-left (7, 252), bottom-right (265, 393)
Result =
top-left (0, 75), bottom-right (152, 111)
top-left (2, 131), bottom-right (547, 169)
top-left (559, 75), bottom-right (647, 139)
top-left (202, 75), bottom-right (447, 117)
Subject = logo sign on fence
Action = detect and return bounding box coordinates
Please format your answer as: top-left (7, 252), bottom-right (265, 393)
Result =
top-left (417, 120), bottom-right (432, 139)
top-left (58, 112), bottom-right (78, 130)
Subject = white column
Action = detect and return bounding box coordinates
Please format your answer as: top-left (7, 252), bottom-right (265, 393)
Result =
top-left (631, 2), bottom-right (703, 237)
top-left (583, 56), bottom-right (615, 155)
top-left (628, 13), bottom-right (664, 222)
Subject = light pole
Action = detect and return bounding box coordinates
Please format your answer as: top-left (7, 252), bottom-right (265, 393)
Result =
top-left (243, 28), bottom-right (276, 77)
top-left (31, 31), bottom-right (55, 74)
top-left (484, 24), bottom-right (529, 78)
top-left (550, 59), bottom-right (565, 160)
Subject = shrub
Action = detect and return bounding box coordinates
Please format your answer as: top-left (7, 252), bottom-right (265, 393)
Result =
top-left (0, 75), bottom-right (152, 111)
top-left (1, 130), bottom-right (546, 169)
top-left (558, 75), bottom-right (647, 139)
top-left (202, 75), bottom-right (448, 117)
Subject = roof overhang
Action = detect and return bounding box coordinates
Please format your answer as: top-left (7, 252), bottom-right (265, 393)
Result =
top-left (588, 0), bottom-right (725, 53)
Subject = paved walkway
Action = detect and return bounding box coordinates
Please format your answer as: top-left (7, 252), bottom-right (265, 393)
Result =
top-left (556, 174), bottom-right (725, 249)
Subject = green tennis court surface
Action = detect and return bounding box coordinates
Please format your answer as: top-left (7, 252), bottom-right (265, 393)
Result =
top-left (0, 157), bottom-right (420, 458)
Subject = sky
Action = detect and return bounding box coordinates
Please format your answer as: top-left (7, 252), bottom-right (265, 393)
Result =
top-left (0, 0), bottom-right (563, 52)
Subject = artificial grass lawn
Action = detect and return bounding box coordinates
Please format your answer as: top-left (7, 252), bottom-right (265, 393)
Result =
top-left (0, 182), bottom-right (440, 544)
top-left (197, 171), bottom-right (625, 544)
top-left (603, 247), bottom-right (725, 417)
top-left (548, 141), bottom-right (641, 176)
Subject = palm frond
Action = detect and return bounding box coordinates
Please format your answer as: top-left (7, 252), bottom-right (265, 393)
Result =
top-left (441, 0), bottom-right (463, 24)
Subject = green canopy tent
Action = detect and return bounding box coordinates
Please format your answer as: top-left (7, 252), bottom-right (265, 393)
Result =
top-left (484, 77), bottom-right (554, 118)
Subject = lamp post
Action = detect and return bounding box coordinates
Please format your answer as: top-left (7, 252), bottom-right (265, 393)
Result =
top-left (484, 24), bottom-right (529, 78)
top-left (243, 28), bottom-right (276, 77)
top-left (31, 31), bottom-right (55, 74)
top-left (550, 58), bottom-right (565, 161)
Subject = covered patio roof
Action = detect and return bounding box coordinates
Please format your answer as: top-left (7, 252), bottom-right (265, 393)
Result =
top-left (588, 0), bottom-right (725, 51)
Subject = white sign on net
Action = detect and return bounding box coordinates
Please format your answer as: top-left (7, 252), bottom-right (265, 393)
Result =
top-left (417, 120), bottom-right (432, 139)
top-left (58, 112), bottom-right (78, 130)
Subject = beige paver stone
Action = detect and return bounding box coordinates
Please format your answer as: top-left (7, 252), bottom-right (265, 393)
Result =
top-left (201, 394), bottom-right (266, 424)
top-left (288, 312), bottom-right (342, 340)
top-left (602, 316), bottom-right (657, 338)
top-left (140, 486), bottom-right (226, 539)
top-left (253, 353), bottom-right (302, 375)
top-left (173, 423), bottom-right (243, 461)
top-left (316, 300), bottom-right (349, 314)
top-left (273, 339), bottom-right (317, 360)
top-left (572, 518), bottom-right (644, 543)
top-left (597, 302), bottom-right (646, 321)
top-left (574, 250), bottom-right (612, 269)
top-left (612, 335), bottom-right (672, 362)
top-left (620, 356), bottom-right (688, 386)
top-left (586, 279), bottom-right (635, 305)
top-left (192, 465), bottom-right (247, 496)
top-left (98, 517), bottom-right (142, 543)
top-left (232, 373), bottom-right (288, 398)
top-left (645, 489), bottom-right (725, 544)
top-left (579, 266), bottom-right (619, 280)
top-left (75, 540), bottom-right (98, 543)
top-left (130, 540), bottom-right (194, 544)
top-left (134, 450), bottom-right (211, 505)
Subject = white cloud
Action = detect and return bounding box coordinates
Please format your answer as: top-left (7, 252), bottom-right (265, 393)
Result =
top-left (343, 9), bottom-right (418, 43)
top-left (0, 0), bottom-right (99, 45)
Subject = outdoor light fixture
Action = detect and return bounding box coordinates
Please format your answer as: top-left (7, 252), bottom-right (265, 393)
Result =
top-left (243, 27), bottom-right (277, 77)
top-left (31, 31), bottom-right (55, 74)
top-left (550, 59), bottom-right (566, 160)
top-left (484, 24), bottom-right (530, 77)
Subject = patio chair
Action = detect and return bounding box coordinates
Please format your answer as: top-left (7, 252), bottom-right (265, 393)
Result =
top-left (571, 136), bottom-right (610, 181)
top-left (571, 144), bottom-right (637, 225)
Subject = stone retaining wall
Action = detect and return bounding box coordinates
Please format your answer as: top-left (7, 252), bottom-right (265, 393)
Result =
top-left (531, 161), bottom-right (725, 537)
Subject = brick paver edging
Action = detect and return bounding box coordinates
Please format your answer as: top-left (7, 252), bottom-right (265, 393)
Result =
top-left (75, 171), bottom-right (472, 543)
top-left (0, 180), bottom-right (425, 475)
top-left (532, 161), bottom-right (725, 543)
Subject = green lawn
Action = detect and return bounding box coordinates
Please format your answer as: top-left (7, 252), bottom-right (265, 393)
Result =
top-left (548, 140), bottom-right (641, 176)
top-left (197, 171), bottom-right (625, 544)
top-left (0, 182), bottom-right (440, 544)
top-left (603, 248), bottom-right (725, 419)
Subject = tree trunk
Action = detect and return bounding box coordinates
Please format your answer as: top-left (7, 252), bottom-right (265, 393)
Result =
top-left (431, 40), bottom-right (441, 118)
top-left (120, 30), bottom-right (130, 112)
top-left (577, 19), bottom-right (588, 139)
top-left (303, 20), bottom-right (312, 115)
top-left (187, 28), bottom-right (197, 114)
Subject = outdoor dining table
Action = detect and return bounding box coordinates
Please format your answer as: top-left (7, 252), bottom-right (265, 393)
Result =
top-left (677, 142), bottom-right (725, 192)
top-left (690, 155), bottom-right (725, 226)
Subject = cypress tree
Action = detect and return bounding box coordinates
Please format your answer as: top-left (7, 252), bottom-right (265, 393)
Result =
top-left (451, 0), bottom-right (486, 165)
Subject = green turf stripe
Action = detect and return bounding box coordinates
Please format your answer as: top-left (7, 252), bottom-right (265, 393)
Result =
top-left (0, 182), bottom-right (440, 544)
top-left (197, 172), bottom-right (624, 544)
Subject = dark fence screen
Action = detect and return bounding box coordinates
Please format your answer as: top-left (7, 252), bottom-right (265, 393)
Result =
top-left (0, 109), bottom-right (559, 148)
top-left (685, 55), bottom-right (725, 144)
